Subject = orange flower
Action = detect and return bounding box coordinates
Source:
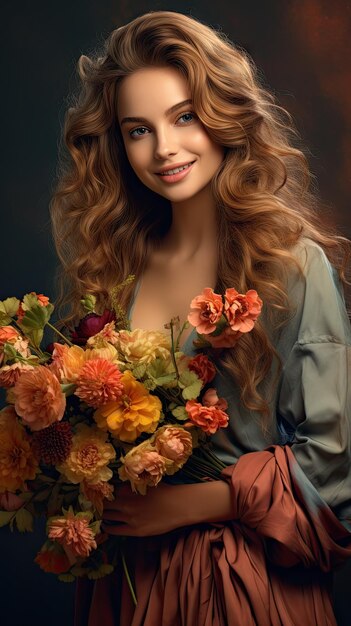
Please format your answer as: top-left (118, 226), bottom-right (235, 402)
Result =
top-left (118, 440), bottom-right (167, 494)
top-left (0, 406), bottom-right (39, 492)
top-left (188, 288), bottom-right (223, 334)
top-left (35, 542), bottom-right (71, 574)
top-left (154, 425), bottom-right (193, 470)
top-left (0, 363), bottom-right (34, 388)
top-left (80, 480), bottom-right (114, 516)
top-left (224, 288), bottom-right (262, 333)
top-left (188, 354), bottom-right (216, 385)
top-left (75, 358), bottom-right (124, 407)
top-left (13, 365), bottom-right (66, 431)
top-left (51, 343), bottom-right (87, 383)
top-left (94, 371), bottom-right (161, 442)
top-left (48, 508), bottom-right (97, 558)
top-left (57, 424), bottom-right (116, 484)
top-left (0, 326), bottom-right (19, 347)
top-left (185, 400), bottom-right (229, 434)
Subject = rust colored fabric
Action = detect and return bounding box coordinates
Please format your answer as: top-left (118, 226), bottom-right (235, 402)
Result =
top-left (75, 445), bottom-right (351, 626)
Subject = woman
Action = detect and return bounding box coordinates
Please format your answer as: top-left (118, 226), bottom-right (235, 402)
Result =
top-left (50, 11), bottom-right (351, 626)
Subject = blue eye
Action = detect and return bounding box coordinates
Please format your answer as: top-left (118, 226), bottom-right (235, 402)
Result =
top-left (178, 112), bottom-right (195, 123)
top-left (129, 127), bottom-right (150, 138)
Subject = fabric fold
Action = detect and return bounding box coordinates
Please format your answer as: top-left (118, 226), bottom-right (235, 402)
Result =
top-left (75, 444), bottom-right (351, 626)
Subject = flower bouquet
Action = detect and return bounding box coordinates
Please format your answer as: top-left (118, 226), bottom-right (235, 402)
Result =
top-left (0, 283), bottom-right (262, 583)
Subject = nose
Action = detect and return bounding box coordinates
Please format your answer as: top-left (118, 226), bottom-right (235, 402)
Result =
top-left (154, 127), bottom-right (178, 160)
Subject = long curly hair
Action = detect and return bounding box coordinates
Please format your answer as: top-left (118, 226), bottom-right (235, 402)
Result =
top-left (50, 10), bottom-right (350, 425)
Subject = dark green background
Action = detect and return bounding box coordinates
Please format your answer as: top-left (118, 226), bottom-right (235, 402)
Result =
top-left (1, 1), bottom-right (350, 624)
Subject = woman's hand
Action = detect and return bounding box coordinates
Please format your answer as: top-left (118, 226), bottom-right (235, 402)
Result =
top-left (102, 479), bottom-right (233, 537)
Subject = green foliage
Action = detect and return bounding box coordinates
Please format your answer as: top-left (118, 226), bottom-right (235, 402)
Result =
top-left (58, 573), bottom-right (75, 583)
top-left (80, 294), bottom-right (97, 313)
top-left (0, 510), bottom-right (14, 528)
top-left (179, 370), bottom-right (202, 400)
top-left (88, 564), bottom-right (114, 580)
top-left (0, 297), bottom-right (20, 325)
top-left (14, 508), bottom-right (34, 532)
top-left (171, 406), bottom-right (188, 421)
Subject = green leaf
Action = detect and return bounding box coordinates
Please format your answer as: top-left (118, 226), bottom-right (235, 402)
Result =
top-left (171, 406), bottom-right (188, 421)
top-left (182, 380), bottom-right (202, 401)
top-left (33, 488), bottom-right (53, 503)
top-left (15, 508), bottom-right (34, 532)
top-left (19, 302), bottom-right (54, 333)
top-left (143, 379), bottom-right (157, 391)
top-left (0, 511), bottom-right (15, 528)
top-left (0, 297), bottom-right (20, 319)
top-left (131, 363), bottom-right (147, 379)
top-left (88, 564), bottom-right (114, 580)
top-left (70, 566), bottom-right (87, 577)
top-left (3, 343), bottom-right (18, 359)
top-left (179, 370), bottom-right (200, 388)
top-left (80, 294), bottom-right (97, 314)
top-left (58, 573), bottom-right (75, 583)
top-left (61, 383), bottom-right (76, 396)
top-left (0, 312), bottom-right (12, 326)
top-left (154, 373), bottom-right (177, 385)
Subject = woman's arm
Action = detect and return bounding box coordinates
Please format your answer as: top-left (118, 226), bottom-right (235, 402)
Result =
top-left (103, 479), bottom-right (233, 537)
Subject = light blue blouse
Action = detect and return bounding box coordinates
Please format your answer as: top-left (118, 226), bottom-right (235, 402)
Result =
top-left (130, 240), bottom-right (351, 528)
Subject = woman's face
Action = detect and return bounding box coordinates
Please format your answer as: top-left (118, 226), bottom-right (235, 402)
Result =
top-left (117, 66), bottom-right (225, 205)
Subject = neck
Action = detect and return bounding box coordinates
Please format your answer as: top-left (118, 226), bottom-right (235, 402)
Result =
top-left (161, 184), bottom-right (218, 261)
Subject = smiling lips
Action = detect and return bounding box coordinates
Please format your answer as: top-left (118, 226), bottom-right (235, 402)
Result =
top-left (155, 160), bottom-right (196, 183)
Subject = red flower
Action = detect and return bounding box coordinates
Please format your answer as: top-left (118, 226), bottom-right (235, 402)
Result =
top-left (188, 354), bottom-right (216, 385)
top-left (71, 310), bottom-right (116, 345)
top-left (35, 544), bottom-right (71, 574)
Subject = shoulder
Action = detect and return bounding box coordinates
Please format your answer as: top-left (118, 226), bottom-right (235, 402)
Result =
top-left (287, 237), bottom-right (351, 346)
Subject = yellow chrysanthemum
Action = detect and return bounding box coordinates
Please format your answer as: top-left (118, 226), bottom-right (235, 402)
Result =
top-left (94, 370), bottom-right (162, 442)
top-left (57, 424), bottom-right (116, 484)
top-left (0, 406), bottom-right (39, 492)
top-left (115, 329), bottom-right (171, 366)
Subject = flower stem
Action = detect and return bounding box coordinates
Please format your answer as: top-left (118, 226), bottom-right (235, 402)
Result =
top-left (46, 322), bottom-right (73, 346)
top-left (121, 547), bottom-right (137, 607)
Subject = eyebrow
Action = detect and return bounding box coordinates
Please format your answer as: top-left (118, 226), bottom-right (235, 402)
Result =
top-left (120, 99), bottom-right (192, 126)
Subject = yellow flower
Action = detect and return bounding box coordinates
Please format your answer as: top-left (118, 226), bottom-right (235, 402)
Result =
top-left (0, 406), bottom-right (39, 492)
top-left (115, 329), bottom-right (171, 366)
top-left (57, 424), bottom-right (116, 484)
top-left (85, 344), bottom-right (118, 362)
top-left (94, 371), bottom-right (162, 442)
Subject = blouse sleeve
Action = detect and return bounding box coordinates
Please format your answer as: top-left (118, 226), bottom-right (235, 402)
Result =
top-left (277, 240), bottom-right (351, 528)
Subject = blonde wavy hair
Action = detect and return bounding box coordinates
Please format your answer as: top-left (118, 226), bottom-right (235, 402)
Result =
top-left (50, 10), bottom-right (350, 423)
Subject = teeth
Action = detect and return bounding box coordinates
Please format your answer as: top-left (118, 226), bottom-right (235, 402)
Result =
top-left (160, 162), bottom-right (193, 176)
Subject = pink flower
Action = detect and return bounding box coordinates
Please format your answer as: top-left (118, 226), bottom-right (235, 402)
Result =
top-left (75, 358), bottom-right (124, 407)
top-left (224, 289), bottom-right (262, 333)
top-left (188, 288), bottom-right (223, 334)
top-left (188, 354), bottom-right (216, 385)
top-left (71, 310), bottom-right (116, 346)
top-left (154, 426), bottom-right (193, 468)
top-left (13, 365), bottom-right (66, 431)
top-left (202, 388), bottom-right (228, 411)
top-left (185, 400), bottom-right (229, 434)
top-left (118, 441), bottom-right (167, 494)
top-left (0, 363), bottom-right (34, 388)
top-left (48, 509), bottom-right (97, 558)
